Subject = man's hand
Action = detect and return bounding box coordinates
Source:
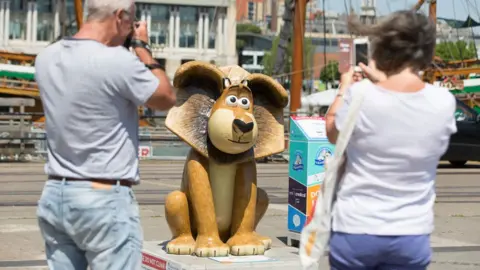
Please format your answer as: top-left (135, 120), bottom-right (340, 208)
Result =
top-left (359, 60), bottom-right (387, 83)
top-left (133, 21), bottom-right (149, 43)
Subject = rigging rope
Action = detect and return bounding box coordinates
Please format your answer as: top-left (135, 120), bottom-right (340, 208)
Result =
top-left (452, 0), bottom-right (466, 62)
top-left (464, 0), bottom-right (479, 59)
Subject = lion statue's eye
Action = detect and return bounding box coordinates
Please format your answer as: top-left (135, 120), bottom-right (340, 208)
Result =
top-left (238, 97), bottom-right (250, 109)
top-left (225, 95), bottom-right (238, 106)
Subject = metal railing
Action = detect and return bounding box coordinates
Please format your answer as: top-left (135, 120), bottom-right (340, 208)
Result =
top-left (0, 115), bottom-right (290, 162)
top-left (0, 78), bottom-right (38, 90)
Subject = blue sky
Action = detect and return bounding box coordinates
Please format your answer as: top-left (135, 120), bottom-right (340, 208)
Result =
top-left (319, 0), bottom-right (480, 21)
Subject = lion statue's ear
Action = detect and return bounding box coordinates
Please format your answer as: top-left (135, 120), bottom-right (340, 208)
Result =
top-left (165, 61), bottom-right (224, 158)
top-left (246, 73), bottom-right (289, 159)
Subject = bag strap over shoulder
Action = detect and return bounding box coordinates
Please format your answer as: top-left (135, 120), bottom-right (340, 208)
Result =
top-left (333, 80), bottom-right (370, 158)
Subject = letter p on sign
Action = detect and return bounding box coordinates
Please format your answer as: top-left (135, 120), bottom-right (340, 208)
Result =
top-left (138, 146), bottom-right (151, 158)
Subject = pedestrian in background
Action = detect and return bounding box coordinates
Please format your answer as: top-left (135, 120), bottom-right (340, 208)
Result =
top-left (352, 66), bottom-right (364, 82)
top-left (325, 10), bottom-right (457, 270)
top-left (34, 0), bottom-right (176, 269)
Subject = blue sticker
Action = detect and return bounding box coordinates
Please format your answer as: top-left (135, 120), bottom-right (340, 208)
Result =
top-left (292, 150), bottom-right (304, 171)
top-left (314, 147), bottom-right (332, 166)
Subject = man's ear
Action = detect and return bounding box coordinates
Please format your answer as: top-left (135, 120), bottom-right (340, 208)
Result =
top-left (114, 9), bottom-right (123, 23)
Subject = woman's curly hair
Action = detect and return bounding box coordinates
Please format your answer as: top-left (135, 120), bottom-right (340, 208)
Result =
top-left (348, 10), bottom-right (436, 76)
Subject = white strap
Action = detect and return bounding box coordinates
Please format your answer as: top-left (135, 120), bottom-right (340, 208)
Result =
top-left (333, 80), bottom-right (369, 158)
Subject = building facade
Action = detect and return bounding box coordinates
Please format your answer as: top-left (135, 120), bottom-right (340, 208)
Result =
top-left (135, 0), bottom-right (237, 77)
top-left (237, 0), bottom-right (271, 23)
top-left (0, 0), bottom-right (238, 77)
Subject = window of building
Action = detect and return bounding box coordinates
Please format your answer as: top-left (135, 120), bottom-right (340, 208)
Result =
top-left (37, 0), bottom-right (53, 13)
top-left (11, 0), bottom-right (26, 11)
top-left (9, 0), bottom-right (28, 40)
top-left (150, 5), bottom-right (170, 47)
top-left (179, 6), bottom-right (198, 48)
top-left (242, 55), bottom-right (254, 65)
top-left (181, 59), bottom-right (195, 64)
top-left (37, 0), bottom-right (54, 41)
top-left (135, 4), bottom-right (143, 20)
top-left (248, 2), bottom-right (254, 21)
top-left (265, 15), bottom-right (271, 29)
top-left (206, 7), bottom-right (217, 49)
top-left (257, 55), bottom-right (264, 65)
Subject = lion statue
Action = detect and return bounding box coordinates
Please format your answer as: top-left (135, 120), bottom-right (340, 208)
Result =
top-left (164, 61), bottom-right (288, 257)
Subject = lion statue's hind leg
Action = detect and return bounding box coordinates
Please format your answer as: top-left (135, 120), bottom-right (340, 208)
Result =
top-left (253, 187), bottom-right (272, 250)
top-left (165, 190), bottom-right (196, 255)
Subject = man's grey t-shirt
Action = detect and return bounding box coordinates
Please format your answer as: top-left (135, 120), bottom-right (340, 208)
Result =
top-left (35, 39), bottom-right (158, 182)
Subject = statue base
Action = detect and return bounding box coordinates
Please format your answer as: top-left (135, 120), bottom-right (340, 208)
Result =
top-left (142, 241), bottom-right (302, 270)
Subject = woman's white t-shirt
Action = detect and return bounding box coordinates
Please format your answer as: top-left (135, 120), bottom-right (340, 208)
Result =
top-left (332, 82), bottom-right (457, 235)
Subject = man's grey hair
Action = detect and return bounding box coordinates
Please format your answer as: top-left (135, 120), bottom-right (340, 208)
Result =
top-left (85, 0), bottom-right (134, 21)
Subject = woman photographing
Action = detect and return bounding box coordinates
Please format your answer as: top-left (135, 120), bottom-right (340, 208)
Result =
top-left (325, 10), bottom-right (457, 270)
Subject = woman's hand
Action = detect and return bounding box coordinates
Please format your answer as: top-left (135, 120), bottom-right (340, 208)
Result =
top-left (339, 66), bottom-right (355, 91)
top-left (358, 60), bottom-right (387, 83)
top-left (326, 67), bottom-right (354, 144)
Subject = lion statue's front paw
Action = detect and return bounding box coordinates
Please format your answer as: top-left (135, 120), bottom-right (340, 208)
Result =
top-left (166, 235), bottom-right (196, 255)
top-left (252, 232), bottom-right (272, 250)
top-left (227, 233), bottom-right (266, 256)
top-left (194, 235), bottom-right (230, 257)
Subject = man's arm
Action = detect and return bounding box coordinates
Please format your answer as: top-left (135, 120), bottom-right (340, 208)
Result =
top-left (130, 21), bottom-right (175, 111)
top-left (134, 47), bottom-right (176, 111)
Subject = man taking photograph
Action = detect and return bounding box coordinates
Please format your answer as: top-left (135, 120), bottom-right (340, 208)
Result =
top-left (34, 0), bottom-right (175, 269)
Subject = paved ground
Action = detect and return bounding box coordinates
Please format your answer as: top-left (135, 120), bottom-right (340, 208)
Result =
top-left (0, 161), bottom-right (479, 269)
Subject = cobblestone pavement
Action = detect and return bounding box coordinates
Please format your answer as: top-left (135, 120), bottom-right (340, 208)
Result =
top-left (0, 161), bottom-right (479, 269)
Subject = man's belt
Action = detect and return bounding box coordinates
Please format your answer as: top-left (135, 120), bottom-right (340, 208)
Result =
top-left (48, 175), bottom-right (133, 188)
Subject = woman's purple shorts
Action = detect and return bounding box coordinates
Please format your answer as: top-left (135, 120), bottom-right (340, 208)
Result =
top-left (329, 232), bottom-right (431, 270)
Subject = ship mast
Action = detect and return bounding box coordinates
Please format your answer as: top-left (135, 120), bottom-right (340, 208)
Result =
top-left (413, 0), bottom-right (436, 24)
top-left (74, 0), bottom-right (84, 30)
top-left (290, 0), bottom-right (307, 114)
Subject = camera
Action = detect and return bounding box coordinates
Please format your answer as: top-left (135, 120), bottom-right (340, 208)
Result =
top-left (123, 22), bottom-right (140, 49)
top-left (123, 34), bottom-right (133, 49)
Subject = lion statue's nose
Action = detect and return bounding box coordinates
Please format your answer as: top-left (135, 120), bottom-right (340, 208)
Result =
top-left (233, 119), bottom-right (254, 133)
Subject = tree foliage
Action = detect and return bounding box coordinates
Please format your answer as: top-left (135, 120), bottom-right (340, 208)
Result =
top-left (435, 40), bottom-right (478, 62)
top-left (236, 23), bottom-right (262, 50)
top-left (261, 36), bottom-right (315, 79)
top-left (237, 23), bottom-right (262, 34)
top-left (319, 61), bottom-right (340, 83)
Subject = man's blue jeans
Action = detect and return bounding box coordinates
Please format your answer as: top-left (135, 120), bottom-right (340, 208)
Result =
top-left (36, 179), bottom-right (143, 270)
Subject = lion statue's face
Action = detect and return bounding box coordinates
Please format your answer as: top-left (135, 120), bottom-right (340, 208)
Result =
top-left (165, 61), bottom-right (288, 165)
top-left (207, 79), bottom-right (258, 155)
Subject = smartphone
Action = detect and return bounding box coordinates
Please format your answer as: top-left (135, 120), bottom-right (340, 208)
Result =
top-left (353, 37), bottom-right (370, 66)
top-left (338, 38), bottom-right (353, 73)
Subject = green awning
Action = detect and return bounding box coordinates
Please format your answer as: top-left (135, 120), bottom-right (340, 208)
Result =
top-left (0, 70), bottom-right (35, 81)
top-left (475, 105), bottom-right (480, 113)
top-left (464, 85), bottom-right (480, 93)
top-left (450, 89), bottom-right (464, 94)
top-left (439, 16), bottom-right (480, 28)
